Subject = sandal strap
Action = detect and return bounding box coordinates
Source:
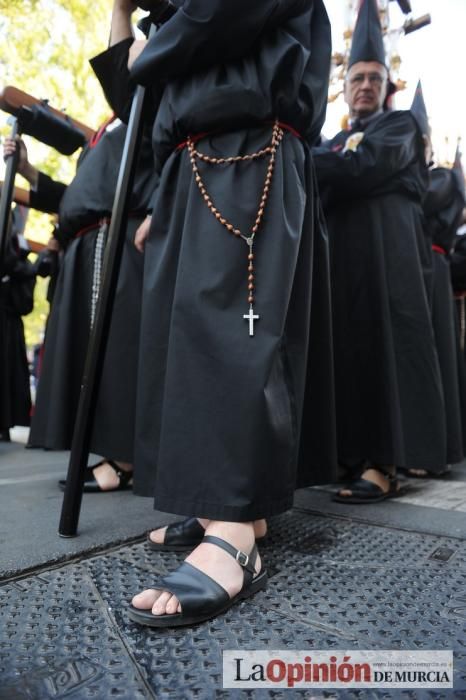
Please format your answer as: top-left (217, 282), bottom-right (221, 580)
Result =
top-left (106, 459), bottom-right (133, 485)
top-left (202, 535), bottom-right (257, 577)
top-left (372, 466), bottom-right (397, 481)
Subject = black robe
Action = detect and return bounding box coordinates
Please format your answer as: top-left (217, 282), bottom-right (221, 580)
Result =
top-left (28, 105), bottom-right (156, 460)
top-left (313, 110), bottom-right (447, 473)
top-left (424, 167), bottom-right (466, 463)
top-left (0, 243), bottom-right (35, 429)
top-left (128, 0), bottom-right (337, 520)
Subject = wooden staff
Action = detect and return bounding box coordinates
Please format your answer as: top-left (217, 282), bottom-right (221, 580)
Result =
top-left (58, 26), bottom-right (156, 537)
top-left (0, 86), bottom-right (95, 142)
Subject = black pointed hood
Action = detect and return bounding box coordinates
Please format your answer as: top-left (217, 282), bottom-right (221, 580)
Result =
top-left (349, 0), bottom-right (386, 68)
top-left (453, 143), bottom-right (466, 200)
top-left (410, 80), bottom-right (430, 135)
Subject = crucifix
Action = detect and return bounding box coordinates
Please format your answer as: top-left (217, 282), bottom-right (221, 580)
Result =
top-left (243, 306), bottom-right (260, 337)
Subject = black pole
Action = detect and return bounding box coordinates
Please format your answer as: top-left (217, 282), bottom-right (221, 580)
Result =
top-left (58, 70), bottom-right (150, 537)
top-left (0, 118), bottom-right (20, 273)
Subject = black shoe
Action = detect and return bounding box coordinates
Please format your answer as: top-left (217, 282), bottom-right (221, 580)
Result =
top-left (58, 459), bottom-right (133, 493)
top-left (0, 429), bottom-right (11, 442)
top-left (146, 517), bottom-right (207, 552)
top-left (146, 517), bottom-right (268, 552)
top-left (128, 535), bottom-right (267, 628)
top-left (333, 471), bottom-right (401, 504)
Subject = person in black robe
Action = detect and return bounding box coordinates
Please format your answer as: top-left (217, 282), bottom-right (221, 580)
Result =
top-left (452, 225), bottom-right (466, 358)
top-left (0, 215), bottom-right (36, 441)
top-left (117, 0), bottom-right (336, 627)
top-left (312, 0), bottom-right (446, 504)
top-left (404, 145), bottom-right (466, 477)
top-left (4, 17), bottom-right (157, 491)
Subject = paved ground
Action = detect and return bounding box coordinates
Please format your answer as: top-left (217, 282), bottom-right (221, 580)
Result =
top-left (1, 430), bottom-right (466, 698)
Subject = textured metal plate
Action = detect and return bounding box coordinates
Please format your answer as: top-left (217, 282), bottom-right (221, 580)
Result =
top-left (0, 567), bottom-right (151, 699)
top-left (1, 510), bottom-right (465, 699)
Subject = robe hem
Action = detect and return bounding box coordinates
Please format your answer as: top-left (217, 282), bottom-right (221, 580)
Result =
top-left (339, 452), bottom-right (455, 474)
top-left (152, 492), bottom-right (295, 521)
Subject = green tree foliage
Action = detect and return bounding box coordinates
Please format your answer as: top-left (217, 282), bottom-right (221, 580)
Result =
top-left (0, 0), bottom-right (120, 346)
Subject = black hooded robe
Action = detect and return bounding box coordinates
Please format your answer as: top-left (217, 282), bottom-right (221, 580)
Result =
top-left (425, 167), bottom-right (466, 462)
top-left (28, 44), bottom-right (157, 461)
top-left (313, 110), bottom-right (447, 473)
top-left (128, 0), bottom-right (337, 520)
top-left (0, 242), bottom-right (36, 430)
top-left (452, 235), bottom-right (466, 363)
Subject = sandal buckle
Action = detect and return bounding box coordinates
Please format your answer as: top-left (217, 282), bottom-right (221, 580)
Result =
top-left (235, 550), bottom-right (249, 567)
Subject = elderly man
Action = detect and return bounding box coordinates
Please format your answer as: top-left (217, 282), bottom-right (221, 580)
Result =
top-left (313, 0), bottom-right (446, 502)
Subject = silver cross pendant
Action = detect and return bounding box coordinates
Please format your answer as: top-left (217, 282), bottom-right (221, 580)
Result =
top-left (243, 306), bottom-right (260, 337)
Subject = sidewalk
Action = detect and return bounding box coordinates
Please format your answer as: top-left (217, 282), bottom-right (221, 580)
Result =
top-left (1, 432), bottom-right (465, 698)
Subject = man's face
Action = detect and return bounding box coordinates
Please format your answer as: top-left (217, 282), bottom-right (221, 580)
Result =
top-left (344, 61), bottom-right (388, 118)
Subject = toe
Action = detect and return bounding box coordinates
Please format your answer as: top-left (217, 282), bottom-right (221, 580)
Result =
top-left (338, 488), bottom-right (352, 497)
top-left (152, 591), bottom-right (173, 616)
top-left (149, 526), bottom-right (168, 544)
top-left (132, 588), bottom-right (162, 609)
top-left (165, 595), bottom-right (181, 616)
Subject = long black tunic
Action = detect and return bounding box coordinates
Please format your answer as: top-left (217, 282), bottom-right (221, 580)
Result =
top-left (129, 0), bottom-right (337, 520)
top-left (29, 113), bottom-right (156, 460)
top-left (0, 243), bottom-right (35, 429)
top-left (313, 110), bottom-right (447, 473)
top-left (424, 167), bottom-right (466, 463)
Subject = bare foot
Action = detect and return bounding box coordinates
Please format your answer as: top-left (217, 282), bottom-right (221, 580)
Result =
top-left (133, 521), bottom-right (261, 617)
top-left (91, 460), bottom-right (133, 491)
top-left (148, 517), bottom-right (267, 545)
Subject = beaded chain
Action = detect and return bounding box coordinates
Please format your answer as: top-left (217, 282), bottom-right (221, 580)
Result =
top-left (187, 120), bottom-right (284, 337)
top-left (90, 220), bottom-right (107, 329)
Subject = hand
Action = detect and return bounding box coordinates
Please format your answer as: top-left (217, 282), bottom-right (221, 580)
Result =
top-left (3, 136), bottom-right (28, 173)
top-left (3, 136), bottom-right (38, 186)
top-left (134, 214), bottom-right (152, 253)
top-left (128, 39), bottom-right (148, 70)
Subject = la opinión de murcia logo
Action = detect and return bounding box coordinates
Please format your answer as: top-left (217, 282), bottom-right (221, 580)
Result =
top-left (222, 651), bottom-right (454, 689)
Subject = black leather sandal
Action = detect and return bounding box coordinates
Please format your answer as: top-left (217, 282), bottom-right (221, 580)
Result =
top-left (127, 534), bottom-right (267, 627)
top-left (146, 517), bottom-right (206, 551)
top-left (333, 470), bottom-right (401, 504)
top-left (58, 459), bottom-right (133, 493)
top-left (146, 518), bottom-right (268, 552)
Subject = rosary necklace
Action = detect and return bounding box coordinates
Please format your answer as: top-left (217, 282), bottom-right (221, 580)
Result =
top-left (187, 120), bottom-right (284, 337)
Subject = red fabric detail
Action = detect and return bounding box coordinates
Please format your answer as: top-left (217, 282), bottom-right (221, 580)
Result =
top-left (176, 121), bottom-right (302, 151)
top-left (276, 121), bottom-right (302, 139)
top-left (73, 213), bottom-right (142, 239)
top-left (89, 114), bottom-right (117, 149)
top-left (74, 219), bottom-right (110, 239)
top-left (432, 244), bottom-right (447, 255)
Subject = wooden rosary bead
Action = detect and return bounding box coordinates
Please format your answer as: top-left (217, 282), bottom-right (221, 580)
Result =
top-left (188, 120), bottom-right (282, 309)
